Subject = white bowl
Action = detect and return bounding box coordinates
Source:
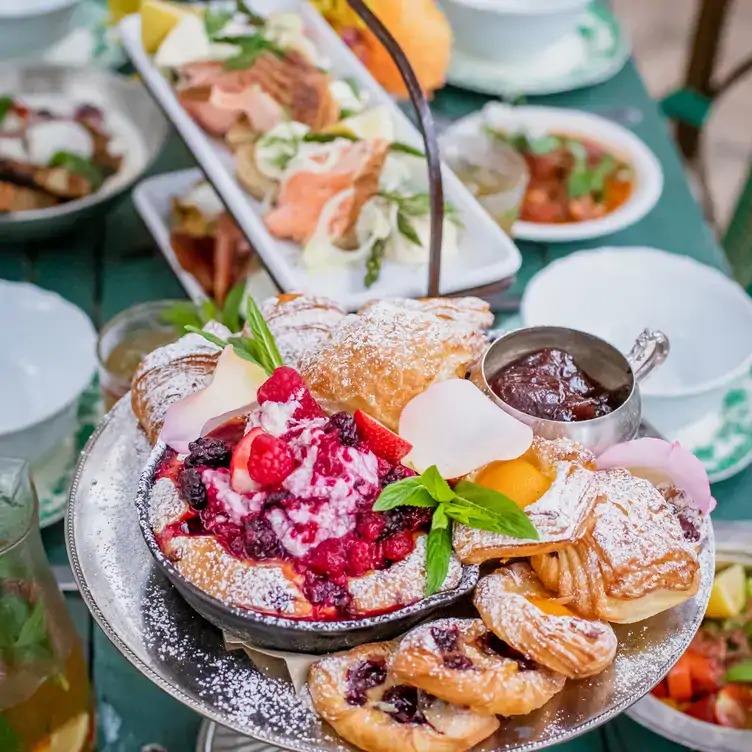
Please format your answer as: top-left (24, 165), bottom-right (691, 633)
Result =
top-left (521, 247), bottom-right (752, 436)
top-left (0, 281), bottom-right (97, 462)
top-left (439, 0), bottom-right (590, 65)
top-left (0, 0), bottom-right (80, 60)
top-left (441, 103), bottom-right (663, 243)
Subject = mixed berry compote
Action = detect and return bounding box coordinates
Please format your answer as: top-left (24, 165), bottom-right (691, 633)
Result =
top-left (155, 367), bottom-right (432, 620)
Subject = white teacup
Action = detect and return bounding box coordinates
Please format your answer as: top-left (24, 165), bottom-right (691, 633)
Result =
top-left (521, 247), bottom-right (752, 437)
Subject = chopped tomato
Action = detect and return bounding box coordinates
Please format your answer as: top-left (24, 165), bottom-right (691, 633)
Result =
top-left (666, 654), bottom-right (694, 703)
top-left (685, 649), bottom-right (722, 695)
top-left (685, 693), bottom-right (718, 723)
top-left (651, 680), bottom-right (668, 699)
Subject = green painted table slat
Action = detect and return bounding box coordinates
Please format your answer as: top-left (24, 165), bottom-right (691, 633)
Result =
top-left (3, 47), bottom-right (740, 751)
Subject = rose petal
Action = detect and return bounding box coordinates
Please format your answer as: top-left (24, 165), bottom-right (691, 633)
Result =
top-left (160, 346), bottom-right (268, 453)
top-left (597, 438), bottom-right (715, 515)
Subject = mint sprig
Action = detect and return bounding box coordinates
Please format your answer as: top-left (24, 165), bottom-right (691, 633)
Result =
top-left (373, 465), bottom-right (538, 595)
top-left (186, 294), bottom-right (283, 376)
top-left (204, 8), bottom-right (234, 39)
top-left (159, 280), bottom-right (246, 334)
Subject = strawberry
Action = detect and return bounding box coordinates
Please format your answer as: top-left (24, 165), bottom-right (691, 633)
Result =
top-left (248, 432), bottom-right (295, 487)
top-left (230, 428), bottom-right (263, 493)
top-left (257, 367), bottom-right (323, 420)
top-left (354, 410), bottom-right (412, 464)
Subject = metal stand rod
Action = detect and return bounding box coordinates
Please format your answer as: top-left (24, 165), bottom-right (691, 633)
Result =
top-left (345, 0), bottom-right (445, 297)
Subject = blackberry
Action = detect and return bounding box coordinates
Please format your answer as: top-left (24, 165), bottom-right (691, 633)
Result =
top-left (327, 412), bottom-right (359, 447)
top-left (380, 464), bottom-right (417, 488)
top-left (264, 490), bottom-right (294, 508)
top-left (244, 517), bottom-right (285, 561)
top-left (184, 437), bottom-right (231, 469)
top-left (179, 468), bottom-right (207, 510)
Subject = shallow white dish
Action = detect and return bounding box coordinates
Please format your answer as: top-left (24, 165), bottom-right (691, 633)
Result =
top-left (0, 281), bottom-right (97, 463)
top-left (521, 247), bottom-right (752, 436)
top-left (133, 169), bottom-right (280, 305)
top-left (0, 0), bottom-right (80, 61)
top-left (119, 2), bottom-right (522, 311)
top-left (441, 103), bottom-right (663, 243)
top-left (439, 0), bottom-right (589, 66)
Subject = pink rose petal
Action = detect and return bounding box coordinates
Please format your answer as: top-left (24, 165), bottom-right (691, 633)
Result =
top-left (160, 346), bottom-right (267, 453)
top-left (597, 437), bottom-right (715, 514)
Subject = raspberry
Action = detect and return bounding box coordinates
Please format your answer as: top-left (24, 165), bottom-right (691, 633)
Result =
top-left (308, 538), bottom-right (347, 578)
top-left (356, 511), bottom-right (386, 542)
top-left (178, 468), bottom-right (207, 510)
top-left (257, 366), bottom-right (323, 419)
top-left (248, 433), bottom-right (295, 487)
top-left (346, 539), bottom-right (374, 577)
top-left (382, 531), bottom-right (415, 562)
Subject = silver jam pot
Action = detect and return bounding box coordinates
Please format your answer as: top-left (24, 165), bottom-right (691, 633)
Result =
top-left (480, 326), bottom-right (670, 455)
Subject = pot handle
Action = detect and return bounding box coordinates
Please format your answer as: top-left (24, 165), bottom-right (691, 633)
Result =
top-left (626, 329), bottom-right (670, 383)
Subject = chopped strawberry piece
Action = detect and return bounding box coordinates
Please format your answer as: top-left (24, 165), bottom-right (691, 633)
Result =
top-left (354, 410), bottom-right (412, 464)
top-left (257, 366), bottom-right (323, 420)
top-left (230, 428), bottom-right (263, 493)
top-left (666, 654), bottom-right (693, 703)
top-left (248, 433), bottom-right (295, 487)
top-left (685, 693), bottom-right (717, 723)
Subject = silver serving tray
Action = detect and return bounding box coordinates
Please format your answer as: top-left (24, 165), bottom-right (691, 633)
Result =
top-left (67, 396), bottom-right (714, 752)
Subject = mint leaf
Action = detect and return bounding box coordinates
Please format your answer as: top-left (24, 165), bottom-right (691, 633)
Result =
top-left (373, 477), bottom-right (437, 512)
top-left (419, 466), bottom-right (455, 503)
top-left (0, 594), bottom-right (30, 648)
top-left (205, 8), bottom-right (233, 39)
top-left (454, 481), bottom-right (536, 529)
top-left (221, 281), bottom-right (246, 333)
top-left (160, 302), bottom-right (203, 331)
top-left (245, 296), bottom-right (283, 372)
top-left (425, 511), bottom-right (452, 596)
top-left (0, 716), bottom-right (21, 752)
top-left (15, 600), bottom-right (47, 648)
top-left (397, 212), bottom-right (422, 246)
top-left (220, 34), bottom-right (284, 70)
top-left (527, 134), bottom-right (561, 155)
top-left (184, 326), bottom-right (228, 350)
top-left (48, 151), bottom-right (109, 190)
top-left (198, 299), bottom-right (219, 326)
top-left (228, 335), bottom-right (268, 372)
top-left (237, 0), bottom-right (265, 25)
top-left (446, 485), bottom-right (539, 539)
top-left (725, 660), bottom-right (752, 684)
top-left (0, 96), bottom-right (13, 126)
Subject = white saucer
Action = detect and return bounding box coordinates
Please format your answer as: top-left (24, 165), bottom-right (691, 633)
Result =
top-left (446, 3), bottom-right (629, 97)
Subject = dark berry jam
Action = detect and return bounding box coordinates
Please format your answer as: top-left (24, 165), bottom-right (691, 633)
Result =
top-left (381, 686), bottom-right (429, 725)
top-left (490, 348), bottom-right (628, 422)
top-left (479, 632), bottom-right (537, 671)
top-left (443, 654), bottom-right (473, 670)
top-left (327, 412), bottom-right (359, 447)
top-left (431, 625), bottom-right (460, 653)
top-left (346, 659), bottom-right (387, 706)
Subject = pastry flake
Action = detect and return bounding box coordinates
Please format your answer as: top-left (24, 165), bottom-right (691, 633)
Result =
top-left (474, 563), bottom-right (617, 679)
top-left (309, 642), bottom-right (499, 752)
top-left (391, 617), bottom-right (566, 717)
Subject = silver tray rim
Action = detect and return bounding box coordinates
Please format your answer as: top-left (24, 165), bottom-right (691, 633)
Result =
top-left (66, 396), bottom-right (715, 752)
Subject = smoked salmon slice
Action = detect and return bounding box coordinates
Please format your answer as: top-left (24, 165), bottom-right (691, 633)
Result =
top-left (264, 139), bottom-right (389, 246)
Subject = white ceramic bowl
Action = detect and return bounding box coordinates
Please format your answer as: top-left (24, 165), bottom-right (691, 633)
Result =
top-left (521, 247), bottom-right (752, 436)
top-left (0, 281), bottom-right (97, 462)
top-left (439, 0), bottom-right (590, 66)
top-left (0, 0), bottom-right (80, 60)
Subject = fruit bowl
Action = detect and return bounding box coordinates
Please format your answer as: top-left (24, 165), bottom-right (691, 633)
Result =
top-left (135, 439), bottom-right (480, 654)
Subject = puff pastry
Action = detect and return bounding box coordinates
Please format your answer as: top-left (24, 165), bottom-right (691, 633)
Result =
top-left (474, 563), bottom-right (617, 679)
top-left (300, 301), bottom-right (476, 431)
top-left (131, 323), bottom-right (229, 445)
top-left (258, 293), bottom-right (348, 368)
top-left (309, 642), bottom-right (499, 752)
top-left (531, 468), bottom-right (701, 623)
top-left (453, 437), bottom-right (598, 563)
top-left (391, 618), bottom-right (566, 716)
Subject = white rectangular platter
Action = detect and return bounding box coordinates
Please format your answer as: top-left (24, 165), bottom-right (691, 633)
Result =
top-left (120, 0), bottom-right (521, 311)
top-left (132, 169), bottom-right (279, 304)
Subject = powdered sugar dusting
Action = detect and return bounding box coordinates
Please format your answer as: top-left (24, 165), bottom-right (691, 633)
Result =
top-left (149, 477), bottom-right (188, 534)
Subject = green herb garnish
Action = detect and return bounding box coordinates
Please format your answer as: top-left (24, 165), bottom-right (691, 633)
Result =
top-left (396, 211), bottom-right (422, 246)
top-left (388, 141), bottom-right (424, 157)
top-left (159, 281), bottom-right (246, 333)
top-left (236, 0), bottom-right (265, 25)
top-left (186, 294), bottom-right (283, 376)
top-left (724, 660), bottom-right (752, 684)
top-left (379, 190), bottom-right (463, 229)
top-left (0, 590), bottom-right (54, 668)
top-left (364, 236), bottom-right (386, 288)
top-left (527, 134), bottom-right (561, 155)
top-left (48, 151), bottom-right (109, 190)
top-left (219, 34), bottom-right (284, 70)
top-left (301, 132), bottom-right (424, 158)
top-left (0, 716), bottom-right (20, 752)
top-left (204, 8), bottom-right (234, 39)
top-left (0, 96), bottom-right (13, 126)
top-left (373, 465), bottom-right (538, 595)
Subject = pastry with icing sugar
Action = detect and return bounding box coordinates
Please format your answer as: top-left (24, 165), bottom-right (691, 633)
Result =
top-left (531, 468), bottom-right (701, 623)
top-left (474, 563), bottom-right (617, 679)
top-left (309, 642), bottom-right (500, 752)
top-left (391, 618), bottom-right (566, 717)
top-left (300, 301), bottom-right (478, 431)
top-left (452, 437), bottom-right (599, 563)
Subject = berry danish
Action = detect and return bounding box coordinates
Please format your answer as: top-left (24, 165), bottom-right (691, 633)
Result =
top-left (391, 618), bottom-right (566, 717)
top-left (309, 642), bottom-right (499, 752)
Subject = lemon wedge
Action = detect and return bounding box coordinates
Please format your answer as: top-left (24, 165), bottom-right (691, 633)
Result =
top-left (35, 713), bottom-right (90, 752)
top-left (706, 563), bottom-right (747, 619)
top-left (141, 0), bottom-right (200, 54)
top-left (333, 106), bottom-right (395, 142)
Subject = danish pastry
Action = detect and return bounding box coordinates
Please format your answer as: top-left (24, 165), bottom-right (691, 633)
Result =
top-left (474, 563), bottom-right (617, 679)
top-left (300, 301), bottom-right (476, 431)
top-left (453, 437), bottom-right (598, 563)
top-left (391, 618), bottom-right (566, 716)
top-left (258, 293), bottom-right (348, 368)
top-left (131, 323), bottom-right (229, 445)
top-left (309, 642), bottom-right (500, 752)
top-left (531, 468), bottom-right (701, 623)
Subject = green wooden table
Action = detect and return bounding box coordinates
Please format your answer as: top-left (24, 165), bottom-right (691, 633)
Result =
top-left (2, 55), bottom-right (748, 751)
